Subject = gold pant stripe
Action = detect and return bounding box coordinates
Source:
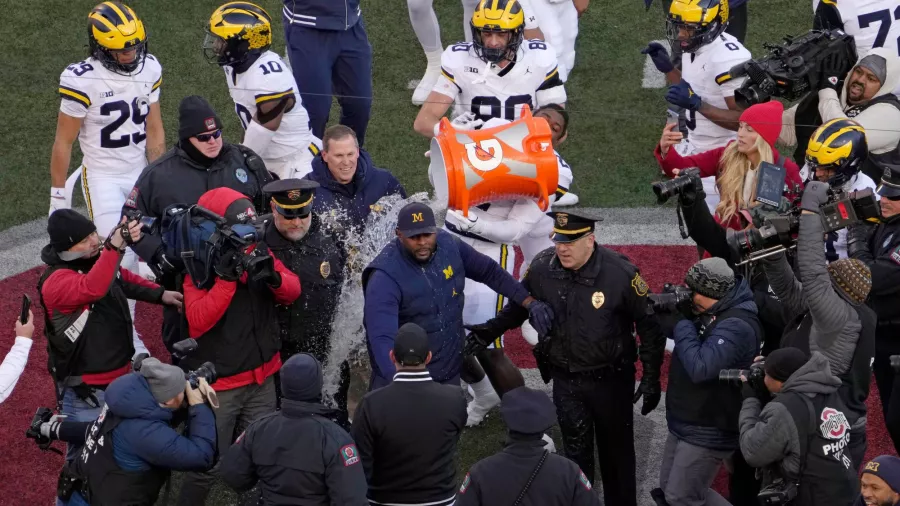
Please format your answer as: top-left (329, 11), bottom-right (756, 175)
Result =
top-left (493, 243), bottom-right (509, 348)
top-left (81, 165), bottom-right (94, 221)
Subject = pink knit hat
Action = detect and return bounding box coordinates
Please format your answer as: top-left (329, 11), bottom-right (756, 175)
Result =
top-left (739, 101), bottom-right (784, 151)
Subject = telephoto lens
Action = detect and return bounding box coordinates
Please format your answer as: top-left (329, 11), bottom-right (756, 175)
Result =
top-left (651, 168), bottom-right (701, 204)
top-left (718, 369), bottom-right (751, 383)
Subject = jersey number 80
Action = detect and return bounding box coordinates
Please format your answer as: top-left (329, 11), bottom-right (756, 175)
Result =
top-left (470, 94), bottom-right (533, 122)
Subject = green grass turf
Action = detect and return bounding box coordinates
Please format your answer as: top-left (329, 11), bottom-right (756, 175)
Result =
top-left (0, 0), bottom-right (810, 231)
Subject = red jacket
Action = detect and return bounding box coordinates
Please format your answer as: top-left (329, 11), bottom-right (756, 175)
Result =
top-left (182, 248), bottom-right (300, 391)
top-left (654, 142), bottom-right (804, 230)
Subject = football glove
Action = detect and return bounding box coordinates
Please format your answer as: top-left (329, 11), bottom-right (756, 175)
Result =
top-left (641, 42), bottom-right (674, 74)
top-left (665, 81), bottom-right (702, 112)
top-left (464, 324), bottom-right (499, 355)
top-left (445, 209), bottom-right (483, 235)
top-left (450, 112), bottom-right (485, 131)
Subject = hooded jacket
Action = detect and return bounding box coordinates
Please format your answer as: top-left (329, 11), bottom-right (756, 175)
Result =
top-left (781, 47), bottom-right (900, 179)
top-left (181, 188), bottom-right (301, 389)
top-left (762, 213), bottom-right (876, 428)
top-left (667, 278), bottom-right (762, 450)
top-left (305, 150), bottom-right (405, 233)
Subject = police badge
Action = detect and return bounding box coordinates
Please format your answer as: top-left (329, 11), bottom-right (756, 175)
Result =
top-left (591, 291), bottom-right (605, 308)
top-left (556, 213), bottom-right (568, 227)
top-left (320, 261), bottom-right (331, 278)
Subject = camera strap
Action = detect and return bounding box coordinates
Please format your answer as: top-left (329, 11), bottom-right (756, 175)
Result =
top-left (675, 200), bottom-right (690, 239)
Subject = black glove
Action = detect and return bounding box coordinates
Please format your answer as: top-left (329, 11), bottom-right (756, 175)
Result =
top-left (464, 324), bottom-right (499, 356)
top-left (527, 300), bottom-right (555, 337)
top-left (632, 377), bottom-right (662, 416)
top-left (800, 181), bottom-right (831, 212)
top-left (248, 254), bottom-right (280, 287)
top-left (215, 252), bottom-right (242, 282)
top-left (641, 42), bottom-right (674, 73)
top-left (818, 52), bottom-right (847, 93)
top-left (846, 223), bottom-right (873, 258)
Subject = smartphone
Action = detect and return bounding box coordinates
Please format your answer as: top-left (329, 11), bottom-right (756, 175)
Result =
top-left (755, 161), bottom-right (787, 207)
top-left (20, 294), bottom-right (31, 324)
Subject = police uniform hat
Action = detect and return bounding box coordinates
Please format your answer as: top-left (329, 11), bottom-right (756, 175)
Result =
top-left (876, 164), bottom-right (900, 199)
top-left (264, 178), bottom-right (319, 218)
top-left (548, 209), bottom-right (603, 243)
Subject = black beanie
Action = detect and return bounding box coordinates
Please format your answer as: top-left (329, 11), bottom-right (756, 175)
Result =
top-left (48, 209), bottom-right (96, 253)
top-left (280, 353), bottom-right (323, 402)
top-left (178, 95), bottom-right (223, 140)
top-left (764, 347), bottom-right (809, 382)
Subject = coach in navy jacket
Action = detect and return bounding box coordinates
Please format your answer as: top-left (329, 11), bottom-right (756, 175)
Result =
top-left (305, 126), bottom-right (405, 233)
top-left (362, 203), bottom-right (534, 390)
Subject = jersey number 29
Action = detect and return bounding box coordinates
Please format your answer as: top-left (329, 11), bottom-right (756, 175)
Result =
top-left (100, 97), bottom-right (149, 148)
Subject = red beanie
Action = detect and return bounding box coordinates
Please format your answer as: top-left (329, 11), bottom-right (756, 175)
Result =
top-left (197, 187), bottom-right (255, 224)
top-left (739, 101), bottom-right (784, 151)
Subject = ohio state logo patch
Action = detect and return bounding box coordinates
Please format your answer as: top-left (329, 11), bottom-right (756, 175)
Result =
top-left (340, 444), bottom-right (360, 467)
top-left (459, 472), bottom-right (471, 494)
top-left (578, 470), bottom-right (592, 490)
top-left (820, 407), bottom-right (849, 440)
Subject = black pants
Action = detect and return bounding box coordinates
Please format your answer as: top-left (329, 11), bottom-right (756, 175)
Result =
top-left (552, 366), bottom-right (637, 506)
top-left (729, 448), bottom-right (760, 506)
top-left (874, 350), bottom-right (900, 455)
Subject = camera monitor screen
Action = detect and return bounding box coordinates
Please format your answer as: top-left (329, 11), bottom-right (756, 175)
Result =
top-left (755, 161), bottom-right (786, 208)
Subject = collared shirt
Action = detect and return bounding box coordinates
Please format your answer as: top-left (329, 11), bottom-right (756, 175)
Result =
top-left (392, 370), bottom-right (432, 383)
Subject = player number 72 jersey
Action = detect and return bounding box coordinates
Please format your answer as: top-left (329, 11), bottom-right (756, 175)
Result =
top-left (58, 55), bottom-right (162, 174)
top-left (434, 40), bottom-right (567, 122)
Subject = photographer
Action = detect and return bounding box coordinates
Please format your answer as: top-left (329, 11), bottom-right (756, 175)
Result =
top-left (761, 181), bottom-right (877, 470)
top-left (65, 358), bottom-right (216, 506)
top-left (655, 258), bottom-right (761, 506)
top-left (0, 310), bottom-right (34, 404)
top-left (780, 47), bottom-right (900, 182)
top-left (123, 95), bottom-right (273, 350)
top-left (655, 100), bottom-right (803, 225)
top-left (847, 165), bottom-right (900, 453)
top-left (38, 210), bottom-right (182, 464)
top-left (739, 348), bottom-right (858, 506)
top-left (177, 187), bottom-right (300, 505)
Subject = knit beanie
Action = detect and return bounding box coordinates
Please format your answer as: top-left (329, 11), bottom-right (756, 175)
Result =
top-left (139, 358), bottom-right (186, 404)
top-left (827, 258), bottom-right (872, 306)
top-left (857, 54), bottom-right (887, 86)
top-left (764, 347), bottom-right (809, 382)
top-left (685, 257), bottom-right (735, 299)
top-left (280, 353), bottom-right (324, 402)
top-left (178, 95), bottom-right (223, 140)
top-left (739, 101), bottom-right (784, 151)
top-left (48, 209), bottom-right (97, 253)
top-left (862, 455), bottom-right (900, 494)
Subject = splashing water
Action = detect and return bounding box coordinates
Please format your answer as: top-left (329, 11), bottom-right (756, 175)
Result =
top-left (320, 192), bottom-right (448, 401)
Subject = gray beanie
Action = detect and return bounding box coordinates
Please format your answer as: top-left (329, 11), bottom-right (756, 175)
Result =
top-left (140, 358), bottom-right (185, 403)
top-left (857, 54), bottom-right (887, 86)
top-left (685, 257), bottom-right (735, 299)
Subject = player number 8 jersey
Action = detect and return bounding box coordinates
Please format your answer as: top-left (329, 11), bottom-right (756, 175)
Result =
top-left (58, 54), bottom-right (162, 174)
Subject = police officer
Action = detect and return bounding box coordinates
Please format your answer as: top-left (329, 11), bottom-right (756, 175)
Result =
top-left (457, 386), bottom-right (600, 506)
top-left (848, 164), bottom-right (900, 454)
top-left (123, 95), bottom-right (273, 350)
top-left (220, 353), bottom-right (368, 505)
top-left (467, 210), bottom-right (665, 506)
top-left (262, 178), bottom-right (350, 422)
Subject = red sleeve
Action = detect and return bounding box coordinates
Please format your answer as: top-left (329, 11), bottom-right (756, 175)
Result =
top-left (654, 143), bottom-right (726, 179)
top-left (269, 254), bottom-right (301, 305)
top-left (119, 268), bottom-right (161, 290)
top-left (183, 275), bottom-right (237, 338)
top-left (41, 248), bottom-right (121, 314)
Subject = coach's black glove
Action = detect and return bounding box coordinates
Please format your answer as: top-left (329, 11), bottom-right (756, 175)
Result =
top-left (464, 324), bottom-right (499, 356)
top-left (633, 377), bottom-right (662, 416)
top-left (215, 252), bottom-right (242, 282)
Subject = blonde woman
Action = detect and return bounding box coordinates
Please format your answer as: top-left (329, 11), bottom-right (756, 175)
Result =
top-left (655, 101), bottom-right (803, 230)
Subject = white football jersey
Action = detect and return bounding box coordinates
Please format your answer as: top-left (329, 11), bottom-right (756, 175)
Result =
top-left (554, 150), bottom-right (574, 202)
top-left (681, 33), bottom-right (751, 152)
top-left (814, 0), bottom-right (900, 57)
top-left (59, 55), bottom-right (162, 174)
top-left (434, 39), bottom-right (567, 122)
top-left (224, 50), bottom-right (312, 160)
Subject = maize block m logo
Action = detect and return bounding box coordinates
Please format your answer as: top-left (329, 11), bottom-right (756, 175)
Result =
top-left (443, 265), bottom-right (454, 279)
top-left (411, 212), bottom-right (424, 223)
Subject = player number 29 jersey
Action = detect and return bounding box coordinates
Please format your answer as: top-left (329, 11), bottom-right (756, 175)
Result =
top-left (224, 50), bottom-right (312, 161)
top-left (434, 40), bottom-right (567, 122)
top-left (58, 55), bottom-right (162, 174)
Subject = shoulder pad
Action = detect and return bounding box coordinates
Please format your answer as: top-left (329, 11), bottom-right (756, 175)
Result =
top-left (442, 42), bottom-right (473, 68)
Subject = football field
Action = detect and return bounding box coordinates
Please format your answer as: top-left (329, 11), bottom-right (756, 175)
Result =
top-left (1, 0), bottom-right (812, 230)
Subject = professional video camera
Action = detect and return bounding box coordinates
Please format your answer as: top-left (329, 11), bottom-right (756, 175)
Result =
top-left (134, 338), bottom-right (218, 389)
top-left (757, 477), bottom-right (799, 505)
top-left (730, 29), bottom-right (857, 108)
top-left (648, 283), bottom-right (693, 313)
top-left (158, 204), bottom-right (274, 289)
top-left (726, 188), bottom-right (880, 265)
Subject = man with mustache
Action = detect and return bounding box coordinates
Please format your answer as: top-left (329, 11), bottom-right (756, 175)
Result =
top-left (780, 47), bottom-right (900, 183)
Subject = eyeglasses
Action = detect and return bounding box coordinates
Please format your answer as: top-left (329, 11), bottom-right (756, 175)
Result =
top-left (195, 130), bottom-right (222, 142)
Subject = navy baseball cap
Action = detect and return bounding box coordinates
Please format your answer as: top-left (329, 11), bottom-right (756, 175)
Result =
top-left (396, 202), bottom-right (437, 236)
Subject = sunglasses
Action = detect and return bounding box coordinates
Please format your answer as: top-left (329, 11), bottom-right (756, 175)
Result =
top-left (884, 194), bottom-right (900, 202)
top-left (195, 130), bottom-right (222, 142)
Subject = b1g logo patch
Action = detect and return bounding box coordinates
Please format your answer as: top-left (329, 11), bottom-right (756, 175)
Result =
top-left (631, 273), bottom-right (649, 297)
top-left (340, 444), bottom-right (360, 467)
top-left (459, 473), bottom-right (471, 494)
top-left (578, 470), bottom-right (592, 490)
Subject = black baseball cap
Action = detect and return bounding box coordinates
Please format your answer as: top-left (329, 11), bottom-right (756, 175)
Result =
top-left (396, 202), bottom-right (437, 236)
top-left (264, 178), bottom-right (320, 218)
top-left (393, 323), bottom-right (430, 366)
top-left (548, 209), bottom-right (603, 243)
top-left (877, 164), bottom-right (900, 199)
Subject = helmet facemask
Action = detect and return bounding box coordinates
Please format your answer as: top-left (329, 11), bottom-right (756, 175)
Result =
top-left (471, 24), bottom-right (523, 65)
top-left (666, 18), bottom-right (722, 54)
top-left (203, 31), bottom-right (237, 66)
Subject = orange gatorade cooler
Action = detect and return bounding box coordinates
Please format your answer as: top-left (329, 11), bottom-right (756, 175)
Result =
top-left (428, 106), bottom-right (558, 217)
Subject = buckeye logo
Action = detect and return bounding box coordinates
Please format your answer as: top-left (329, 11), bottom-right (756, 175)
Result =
top-left (819, 407), bottom-right (849, 440)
